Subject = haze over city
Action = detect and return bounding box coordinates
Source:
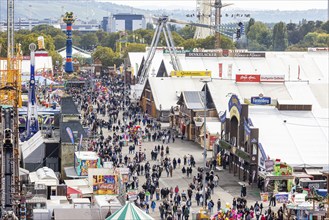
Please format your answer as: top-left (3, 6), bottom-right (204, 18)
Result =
top-left (98, 0), bottom-right (328, 10)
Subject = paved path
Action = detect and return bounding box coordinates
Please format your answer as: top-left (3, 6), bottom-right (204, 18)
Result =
top-left (93, 107), bottom-right (273, 219)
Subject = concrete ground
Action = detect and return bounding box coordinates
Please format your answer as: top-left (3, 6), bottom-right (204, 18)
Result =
top-left (95, 109), bottom-right (274, 219)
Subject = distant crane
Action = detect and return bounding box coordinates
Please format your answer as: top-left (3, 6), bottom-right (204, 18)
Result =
top-left (0, 0), bottom-right (21, 218)
top-left (194, 0), bottom-right (233, 48)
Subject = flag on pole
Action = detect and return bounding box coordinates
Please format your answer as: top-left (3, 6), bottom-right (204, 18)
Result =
top-left (78, 134), bottom-right (83, 152)
top-left (66, 127), bottom-right (75, 144)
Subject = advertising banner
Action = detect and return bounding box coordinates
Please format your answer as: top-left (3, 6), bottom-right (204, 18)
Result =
top-left (218, 63), bottom-right (223, 78)
top-left (116, 168), bottom-right (130, 183)
top-left (234, 52), bottom-right (266, 58)
top-left (260, 192), bottom-right (269, 202)
top-left (236, 74), bottom-right (260, 82)
top-left (251, 96), bottom-right (271, 105)
top-left (171, 70), bottom-right (211, 77)
top-left (127, 190), bottom-right (139, 201)
top-left (93, 175), bottom-right (118, 195)
top-left (275, 193), bottom-right (289, 203)
top-left (185, 52), bottom-right (219, 57)
top-left (260, 75), bottom-right (285, 82)
top-left (265, 160), bottom-right (274, 172)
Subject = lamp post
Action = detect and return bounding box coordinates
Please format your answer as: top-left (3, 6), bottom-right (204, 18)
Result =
top-left (201, 78), bottom-right (211, 210)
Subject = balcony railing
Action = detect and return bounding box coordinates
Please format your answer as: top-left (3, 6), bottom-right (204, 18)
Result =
top-left (219, 140), bottom-right (251, 162)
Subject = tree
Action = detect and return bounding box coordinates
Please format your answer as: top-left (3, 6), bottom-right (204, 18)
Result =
top-left (95, 30), bottom-right (108, 43)
top-left (247, 21), bottom-right (272, 50)
top-left (53, 35), bottom-right (67, 50)
top-left (80, 33), bottom-right (98, 51)
top-left (220, 36), bottom-right (235, 49)
top-left (100, 33), bottom-right (120, 49)
top-left (321, 20), bottom-right (329, 33)
top-left (196, 36), bottom-right (215, 49)
top-left (179, 38), bottom-right (197, 50)
top-left (32, 24), bottom-right (65, 38)
top-left (302, 32), bottom-right (329, 47)
top-left (273, 22), bottom-right (288, 51)
top-left (92, 46), bottom-right (117, 67)
top-left (246, 18), bottom-right (255, 36)
top-left (178, 26), bottom-right (196, 40)
top-left (146, 22), bottom-right (154, 30)
top-left (122, 43), bottom-right (146, 57)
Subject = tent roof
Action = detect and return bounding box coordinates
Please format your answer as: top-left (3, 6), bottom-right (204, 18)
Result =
top-left (21, 131), bottom-right (45, 163)
top-left (249, 106), bottom-right (329, 169)
top-left (147, 77), bottom-right (204, 111)
top-left (57, 46), bottom-right (92, 59)
top-left (61, 96), bottom-right (79, 115)
top-left (179, 91), bottom-right (205, 110)
top-left (106, 202), bottom-right (154, 220)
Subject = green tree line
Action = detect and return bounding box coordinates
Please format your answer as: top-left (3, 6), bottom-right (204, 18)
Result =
top-left (242, 18), bottom-right (329, 51)
top-left (0, 19), bottom-right (327, 67)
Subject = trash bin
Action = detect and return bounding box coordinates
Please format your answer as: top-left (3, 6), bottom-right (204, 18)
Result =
top-left (192, 211), bottom-right (197, 220)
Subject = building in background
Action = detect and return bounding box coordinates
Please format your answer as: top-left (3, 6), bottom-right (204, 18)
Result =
top-left (102, 14), bottom-right (146, 33)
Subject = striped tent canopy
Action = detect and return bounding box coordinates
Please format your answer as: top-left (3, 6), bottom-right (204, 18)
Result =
top-left (105, 202), bottom-right (154, 220)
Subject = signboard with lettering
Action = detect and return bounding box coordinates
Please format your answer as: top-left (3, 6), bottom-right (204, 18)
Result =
top-left (185, 52), bottom-right (219, 57)
top-left (163, 49), bottom-right (191, 54)
top-left (171, 70), bottom-right (211, 77)
top-left (260, 75), bottom-right (285, 82)
top-left (228, 95), bottom-right (242, 122)
top-left (234, 52), bottom-right (266, 58)
top-left (251, 96), bottom-right (271, 105)
top-left (236, 74), bottom-right (260, 83)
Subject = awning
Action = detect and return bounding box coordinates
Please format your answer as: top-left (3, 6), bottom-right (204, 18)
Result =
top-left (106, 202), bottom-right (154, 220)
top-left (293, 172), bottom-right (313, 179)
top-left (305, 168), bottom-right (324, 176)
top-left (67, 187), bottom-right (82, 196)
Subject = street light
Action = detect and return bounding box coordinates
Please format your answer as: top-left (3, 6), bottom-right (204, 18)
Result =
top-left (200, 77), bottom-right (211, 210)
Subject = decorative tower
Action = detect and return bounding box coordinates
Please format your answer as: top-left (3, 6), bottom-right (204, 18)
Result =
top-left (63, 12), bottom-right (75, 73)
top-left (26, 43), bottom-right (39, 139)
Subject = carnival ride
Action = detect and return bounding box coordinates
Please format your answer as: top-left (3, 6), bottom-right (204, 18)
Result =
top-left (0, 0), bottom-right (21, 218)
top-left (137, 15), bottom-right (244, 86)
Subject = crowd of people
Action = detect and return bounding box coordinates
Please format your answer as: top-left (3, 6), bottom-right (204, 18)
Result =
top-left (67, 74), bottom-right (285, 220)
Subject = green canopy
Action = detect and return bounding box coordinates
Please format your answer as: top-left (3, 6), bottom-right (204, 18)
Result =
top-left (105, 202), bottom-right (154, 220)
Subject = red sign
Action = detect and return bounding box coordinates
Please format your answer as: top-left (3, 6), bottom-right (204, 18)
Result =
top-left (236, 74), bottom-right (260, 82)
top-left (218, 63), bottom-right (223, 78)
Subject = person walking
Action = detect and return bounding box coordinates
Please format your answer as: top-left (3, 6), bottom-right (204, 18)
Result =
top-left (151, 200), bottom-right (156, 213)
top-left (241, 184), bottom-right (247, 197)
top-left (217, 198), bottom-right (221, 211)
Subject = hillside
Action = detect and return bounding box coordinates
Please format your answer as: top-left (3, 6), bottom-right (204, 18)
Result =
top-left (0, 0), bottom-right (327, 24)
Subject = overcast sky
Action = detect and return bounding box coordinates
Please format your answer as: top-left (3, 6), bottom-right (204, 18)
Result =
top-left (98, 0), bottom-right (328, 11)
